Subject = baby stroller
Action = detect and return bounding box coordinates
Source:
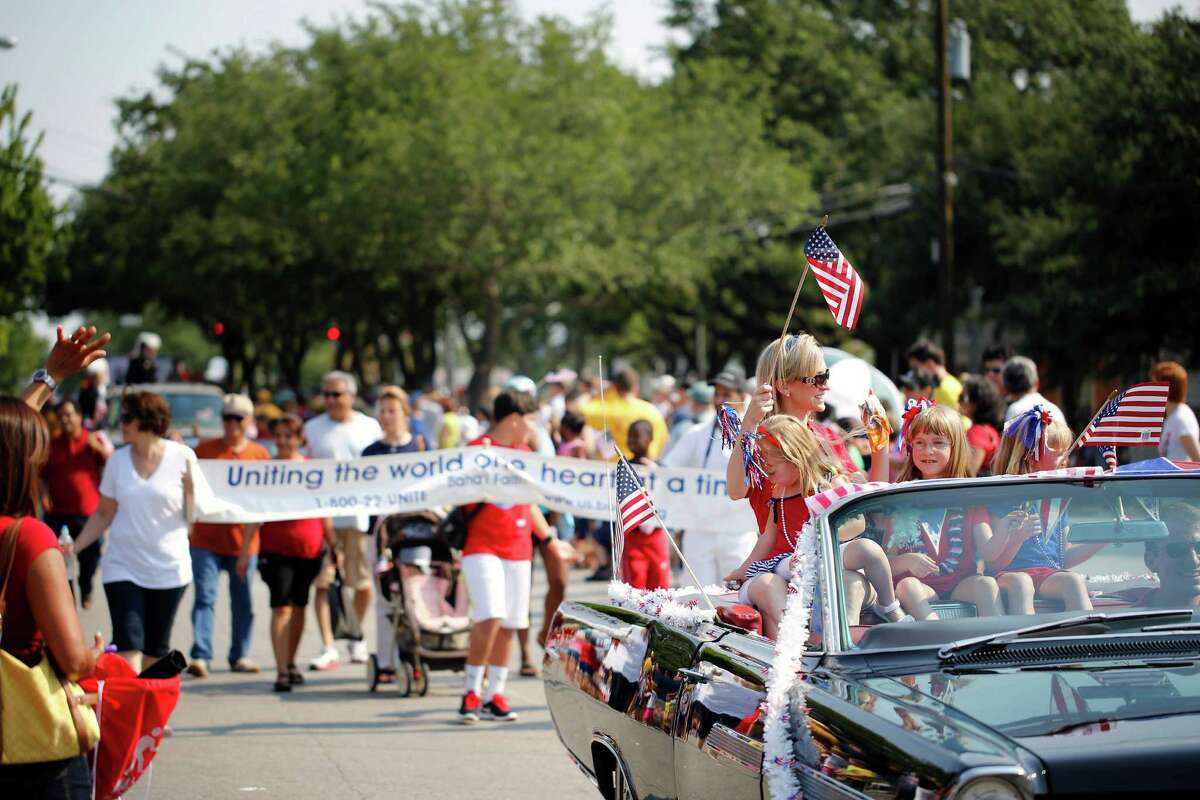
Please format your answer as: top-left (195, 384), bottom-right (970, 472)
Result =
top-left (368, 512), bottom-right (472, 696)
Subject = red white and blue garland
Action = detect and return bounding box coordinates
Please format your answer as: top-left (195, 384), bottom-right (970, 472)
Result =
top-left (606, 581), bottom-right (723, 632)
top-left (761, 517), bottom-right (821, 800)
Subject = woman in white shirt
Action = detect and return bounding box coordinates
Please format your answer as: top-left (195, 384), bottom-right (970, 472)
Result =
top-left (75, 391), bottom-right (196, 672)
top-left (1151, 361), bottom-right (1200, 462)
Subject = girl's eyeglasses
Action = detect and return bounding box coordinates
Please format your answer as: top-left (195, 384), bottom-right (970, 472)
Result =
top-left (796, 370), bottom-right (830, 387)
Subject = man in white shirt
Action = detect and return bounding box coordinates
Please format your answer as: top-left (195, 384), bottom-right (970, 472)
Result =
top-left (1002, 356), bottom-right (1066, 426)
top-left (662, 367), bottom-right (758, 586)
top-left (304, 371), bottom-right (383, 670)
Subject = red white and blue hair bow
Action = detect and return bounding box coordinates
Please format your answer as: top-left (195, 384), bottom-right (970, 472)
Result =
top-left (1005, 403), bottom-right (1053, 462)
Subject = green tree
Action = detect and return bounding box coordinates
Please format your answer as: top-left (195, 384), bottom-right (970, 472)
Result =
top-left (0, 85), bottom-right (57, 316)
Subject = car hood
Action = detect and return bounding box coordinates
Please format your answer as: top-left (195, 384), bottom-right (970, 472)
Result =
top-left (868, 662), bottom-right (1200, 794)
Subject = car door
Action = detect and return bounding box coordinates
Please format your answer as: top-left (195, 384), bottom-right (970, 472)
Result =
top-left (673, 636), bottom-right (770, 800)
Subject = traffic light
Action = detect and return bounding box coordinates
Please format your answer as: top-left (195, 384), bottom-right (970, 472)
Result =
top-left (326, 326), bottom-right (341, 342)
top-left (212, 321), bottom-right (225, 336)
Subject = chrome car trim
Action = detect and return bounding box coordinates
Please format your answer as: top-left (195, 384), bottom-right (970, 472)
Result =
top-left (797, 765), bottom-right (874, 800)
top-left (703, 723), bottom-right (763, 775)
top-left (942, 765), bottom-right (1041, 800)
top-left (818, 512), bottom-right (844, 655)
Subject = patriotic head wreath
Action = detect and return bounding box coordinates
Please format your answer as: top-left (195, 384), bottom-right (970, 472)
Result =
top-left (1006, 403), bottom-right (1054, 462)
top-left (896, 396), bottom-right (936, 454)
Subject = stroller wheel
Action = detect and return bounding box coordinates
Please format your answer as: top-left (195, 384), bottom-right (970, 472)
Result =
top-left (367, 654), bottom-right (379, 693)
top-left (414, 662), bottom-right (430, 697)
top-left (398, 660), bottom-right (414, 697)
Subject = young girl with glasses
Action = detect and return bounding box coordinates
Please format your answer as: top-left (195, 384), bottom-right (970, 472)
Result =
top-left (883, 403), bottom-right (1013, 620)
top-left (985, 407), bottom-right (1103, 613)
top-left (725, 416), bottom-right (909, 638)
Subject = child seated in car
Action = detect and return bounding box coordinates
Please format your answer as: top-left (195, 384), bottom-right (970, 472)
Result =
top-left (725, 415), bottom-right (909, 639)
top-left (986, 406), bottom-right (1105, 613)
top-left (884, 402), bottom-right (1022, 620)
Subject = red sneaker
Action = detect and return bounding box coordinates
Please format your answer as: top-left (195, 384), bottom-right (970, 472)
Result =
top-left (481, 694), bottom-right (519, 722)
top-left (458, 690), bottom-right (482, 724)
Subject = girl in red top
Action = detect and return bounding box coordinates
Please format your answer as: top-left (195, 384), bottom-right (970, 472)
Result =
top-left (887, 403), bottom-right (1020, 620)
top-left (619, 420), bottom-right (670, 590)
top-left (726, 416), bottom-right (908, 638)
top-left (245, 415), bottom-right (334, 692)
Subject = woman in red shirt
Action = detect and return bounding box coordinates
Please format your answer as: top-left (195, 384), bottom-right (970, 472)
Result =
top-left (242, 415), bottom-right (334, 692)
top-left (2, 324), bottom-right (109, 799)
top-left (42, 399), bottom-right (112, 608)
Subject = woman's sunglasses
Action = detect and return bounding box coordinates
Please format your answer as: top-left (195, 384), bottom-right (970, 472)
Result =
top-left (796, 370), bottom-right (831, 387)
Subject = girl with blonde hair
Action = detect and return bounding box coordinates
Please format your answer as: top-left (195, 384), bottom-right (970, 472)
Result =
top-left (725, 415), bottom-right (909, 638)
top-left (985, 407), bottom-right (1103, 614)
top-left (883, 402), bottom-right (1015, 620)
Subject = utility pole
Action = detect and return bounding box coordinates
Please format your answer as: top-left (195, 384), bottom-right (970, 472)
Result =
top-left (935, 0), bottom-right (956, 368)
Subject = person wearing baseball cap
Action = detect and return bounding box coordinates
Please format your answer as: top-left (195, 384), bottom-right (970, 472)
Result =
top-left (187, 393), bottom-right (271, 678)
top-left (661, 365), bottom-right (758, 586)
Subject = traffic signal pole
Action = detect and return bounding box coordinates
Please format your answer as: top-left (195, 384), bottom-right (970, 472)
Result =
top-left (936, 0), bottom-right (956, 369)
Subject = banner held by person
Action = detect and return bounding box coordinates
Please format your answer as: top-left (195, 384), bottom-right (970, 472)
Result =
top-left (190, 445), bottom-right (757, 534)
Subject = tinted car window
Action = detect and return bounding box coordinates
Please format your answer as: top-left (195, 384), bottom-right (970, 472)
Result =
top-left (827, 477), bottom-right (1200, 649)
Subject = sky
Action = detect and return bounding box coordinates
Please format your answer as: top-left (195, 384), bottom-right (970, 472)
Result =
top-left (1, 0), bottom-right (1194, 201)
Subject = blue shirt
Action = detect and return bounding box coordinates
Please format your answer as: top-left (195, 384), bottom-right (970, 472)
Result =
top-left (362, 436), bottom-right (427, 534)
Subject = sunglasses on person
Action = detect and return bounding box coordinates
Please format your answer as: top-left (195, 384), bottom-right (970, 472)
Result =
top-left (795, 369), bottom-right (831, 387)
top-left (1163, 540), bottom-right (1200, 559)
top-left (119, 413), bottom-right (135, 424)
top-left (322, 390), bottom-right (345, 399)
top-left (986, 366), bottom-right (1003, 374)
top-left (221, 414), bottom-right (245, 423)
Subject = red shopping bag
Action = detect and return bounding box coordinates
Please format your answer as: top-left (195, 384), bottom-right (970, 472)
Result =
top-left (79, 653), bottom-right (182, 800)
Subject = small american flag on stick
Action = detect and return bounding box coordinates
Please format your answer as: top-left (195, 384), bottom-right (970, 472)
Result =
top-left (1078, 382), bottom-right (1170, 448)
top-left (803, 225), bottom-right (865, 330)
top-left (612, 455), bottom-right (659, 577)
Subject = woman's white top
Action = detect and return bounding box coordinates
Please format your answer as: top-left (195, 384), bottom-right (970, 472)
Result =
top-left (99, 439), bottom-right (196, 589)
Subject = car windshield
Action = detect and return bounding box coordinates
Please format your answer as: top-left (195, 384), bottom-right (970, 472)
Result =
top-left (107, 390), bottom-right (222, 430)
top-left (825, 475), bottom-right (1200, 651)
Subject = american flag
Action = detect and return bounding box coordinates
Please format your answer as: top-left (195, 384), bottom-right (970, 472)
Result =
top-left (1078, 382), bottom-right (1170, 448)
top-left (803, 226), bottom-right (866, 330)
top-left (615, 454), bottom-right (658, 536)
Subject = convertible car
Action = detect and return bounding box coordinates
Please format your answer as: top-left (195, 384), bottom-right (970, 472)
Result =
top-left (543, 470), bottom-right (1200, 799)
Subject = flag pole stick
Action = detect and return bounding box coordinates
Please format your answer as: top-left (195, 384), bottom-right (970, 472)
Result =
top-left (769, 214), bottom-right (826, 390)
top-left (598, 355), bottom-right (620, 580)
top-left (1064, 389), bottom-right (1117, 462)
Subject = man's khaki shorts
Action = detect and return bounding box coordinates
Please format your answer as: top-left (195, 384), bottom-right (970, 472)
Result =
top-left (313, 527), bottom-right (373, 591)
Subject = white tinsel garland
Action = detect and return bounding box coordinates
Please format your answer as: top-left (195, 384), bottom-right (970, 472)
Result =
top-left (761, 519), bottom-right (821, 800)
top-left (606, 581), bottom-right (722, 631)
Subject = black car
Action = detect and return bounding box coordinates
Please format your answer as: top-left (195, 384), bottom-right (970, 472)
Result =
top-left (543, 471), bottom-right (1200, 799)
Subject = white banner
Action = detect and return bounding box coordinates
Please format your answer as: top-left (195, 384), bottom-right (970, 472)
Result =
top-left (191, 445), bottom-right (757, 532)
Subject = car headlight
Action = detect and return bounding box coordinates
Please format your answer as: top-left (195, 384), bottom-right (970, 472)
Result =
top-left (955, 777), bottom-right (1026, 800)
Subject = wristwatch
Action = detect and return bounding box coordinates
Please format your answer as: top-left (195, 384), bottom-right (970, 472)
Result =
top-left (31, 368), bottom-right (58, 391)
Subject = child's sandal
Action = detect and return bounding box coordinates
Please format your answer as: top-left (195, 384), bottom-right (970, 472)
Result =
top-left (873, 599), bottom-right (915, 623)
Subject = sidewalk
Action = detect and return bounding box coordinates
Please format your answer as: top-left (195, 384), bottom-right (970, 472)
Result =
top-left (78, 562), bottom-right (609, 799)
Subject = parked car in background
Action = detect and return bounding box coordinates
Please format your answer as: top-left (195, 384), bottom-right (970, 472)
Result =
top-left (544, 468), bottom-right (1200, 799)
top-left (105, 383), bottom-right (223, 446)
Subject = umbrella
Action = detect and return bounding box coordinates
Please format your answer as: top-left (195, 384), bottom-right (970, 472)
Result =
top-left (821, 347), bottom-right (903, 426)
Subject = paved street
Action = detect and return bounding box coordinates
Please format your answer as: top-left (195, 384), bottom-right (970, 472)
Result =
top-left (78, 562), bottom-right (610, 800)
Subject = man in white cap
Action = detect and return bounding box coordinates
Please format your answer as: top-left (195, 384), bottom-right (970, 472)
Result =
top-left (187, 393), bottom-right (271, 677)
top-left (125, 331), bottom-right (162, 384)
top-left (662, 366), bottom-right (758, 587)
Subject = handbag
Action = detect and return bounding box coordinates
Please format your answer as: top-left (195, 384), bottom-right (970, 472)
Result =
top-left (0, 518), bottom-right (100, 765)
top-left (434, 504), bottom-right (485, 551)
top-left (327, 567), bottom-right (362, 642)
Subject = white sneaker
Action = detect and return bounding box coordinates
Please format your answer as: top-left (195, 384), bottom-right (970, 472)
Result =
top-left (308, 646), bottom-right (340, 671)
top-left (350, 640), bottom-right (369, 664)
